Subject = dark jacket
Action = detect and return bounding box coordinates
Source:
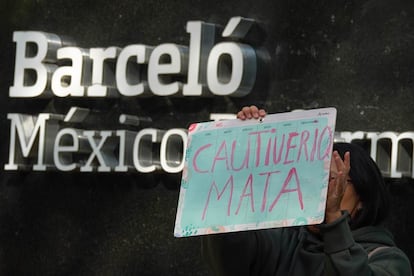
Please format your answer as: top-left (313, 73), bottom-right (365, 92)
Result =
top-left (202, 212), bottom-right (412, 275)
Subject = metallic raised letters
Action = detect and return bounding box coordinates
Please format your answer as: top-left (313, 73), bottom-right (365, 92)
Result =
top-left (4, 111), bottom-right (414, 178)
top-left (10, 17), bottom-right (260, 98)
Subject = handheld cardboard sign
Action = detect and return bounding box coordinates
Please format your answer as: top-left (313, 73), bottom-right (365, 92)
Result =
top-left (174, 108), bottom-right (337, 237)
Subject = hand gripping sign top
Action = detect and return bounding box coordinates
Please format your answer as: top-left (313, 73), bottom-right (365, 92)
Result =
top-left (174, 107), bottom-right (337, 237)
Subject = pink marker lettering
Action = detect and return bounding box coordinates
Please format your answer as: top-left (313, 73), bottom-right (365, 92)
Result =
top-left (248, 129), bottom-right (272, 167)
top-left (259, 170), bottom-right (281, 212)
top-left (230, 139), bottom-right (250, 171)
top-left (211, 140), bottom-right (230, 173)
top-left (297, 130), bottom-right (310, 162)
top-left (318, 126), bottom-right (333, 160)
top-left (192, 143), bottom-right (212, 173)
top-left (273, 133), bottom-right (285, 165)
top-left (264, 128), bottom-right (277, 166)
top-left (235, 173), bottom-right (254, 215)
top-left (283, 132), bottom-right (299, 164)
top-left (269, 167), bottom-right (304, 212)
top-left (310, 128), bottom-right (319, 162)
top-left (202, 175), bottom-right (234, 220)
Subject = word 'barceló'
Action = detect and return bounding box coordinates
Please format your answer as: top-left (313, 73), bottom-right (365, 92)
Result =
top-left (10, 17), bottom-right (261, 98)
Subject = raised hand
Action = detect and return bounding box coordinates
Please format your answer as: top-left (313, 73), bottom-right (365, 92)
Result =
top-left (325, 150), bottom-right (351, 223)
top-left (236, 105), bottom-right (266, 120)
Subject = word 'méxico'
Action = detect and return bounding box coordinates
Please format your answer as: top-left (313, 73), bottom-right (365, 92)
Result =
top-left (190, 125), bottom-right (333, 220)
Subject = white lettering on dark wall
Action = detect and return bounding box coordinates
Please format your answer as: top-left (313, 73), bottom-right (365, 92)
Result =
top-left (5, 17), bottom-right (413, 178)
top-left (4, 111), bottom-right (187, 173)
top-left (3, 112), bottom-right (414, 178)
top-left (9, 17), bottom-right (258, 98)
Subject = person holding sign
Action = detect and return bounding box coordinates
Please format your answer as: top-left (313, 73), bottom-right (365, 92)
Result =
top-left (201, 106), bottom-right (412, 275)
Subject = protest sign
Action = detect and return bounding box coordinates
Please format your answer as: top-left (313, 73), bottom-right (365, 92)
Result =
top-left (174, 108), bottom-right (337, 237)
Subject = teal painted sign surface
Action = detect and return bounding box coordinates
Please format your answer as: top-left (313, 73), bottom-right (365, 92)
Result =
top-left (174, 108), bottom-right (337, 237)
